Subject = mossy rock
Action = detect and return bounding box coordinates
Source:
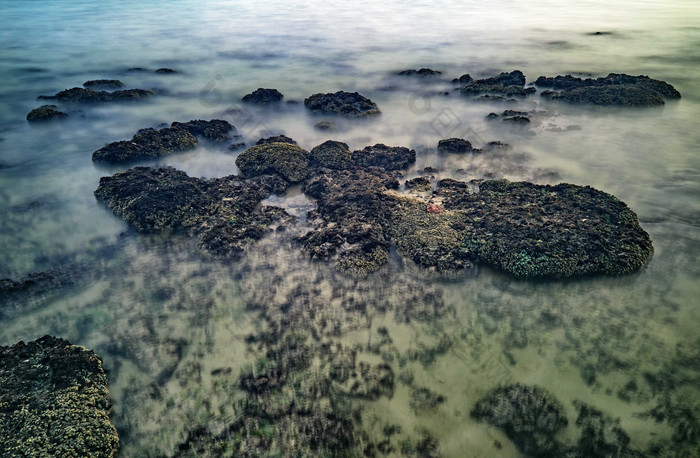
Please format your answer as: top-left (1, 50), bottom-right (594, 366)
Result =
top-left (236, 142), bottom-right (310, 183)
top-left (0, 336), bottom-right (119, 457)
top-left (309, 140), bottom-right (353, 170)
top-left (92, 127), bottom-right (198, 164)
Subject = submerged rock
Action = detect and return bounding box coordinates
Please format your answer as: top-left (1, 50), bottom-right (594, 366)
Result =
top-left (170, 119), bottom-right (235, 142)
top-left (536, 73), bottom-right (680, 106)
top-left (572, 401), bottom-right (643, 457)
top-left (460, 70), bottom-right (536, 98)
top-left (304, 91), bottom-right (381, 118)
top-left (352, 143), bottom-right (416, 170)
top-left (242, 87), bottom-right (284, 104)
top-left (94, 166), bottom-right (290, 257)
top-left (92, 126), bottom-right (197, 164)
top-left (398, 68), bottom-right (442, 77)
top-left (236, 142), bottom-right (310, 183)
top-left (83, 79), bottom-right (125, 90)
top-left (0, 336), bottom-right (119, 457)
top-left (309, 140), bottom-right (354, 170)
top-left (39, 87), bottom-right (154, 102)
top-left (155, 68), bottom-right (176, 74)
top-left (255, 135), bottom-right (297, 145)
top-left (26, 105), bottom-right (67, 122)
top-left (471, 384), bottom-right (567, 457)
top-left (314, 120), bottom-right (334, 130)
top-left (437, 138), bottom-right (481, 154)
top-left (452, 73), bottom-right (474, 85)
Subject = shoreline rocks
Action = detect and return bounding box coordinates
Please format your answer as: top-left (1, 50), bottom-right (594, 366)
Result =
top-left (83, 79), bottom-right (125, 90)
top-left (459, 70), bottom-right (536, 98)
top-left (242, 88), bottom-right (284, 104)
top-left (0, 336), bottom-right (119, 457)
top-left (437, 138), bottom-right (481, 154)
top-left (236, 142), bottom-right (310, 183)
top-left (39, 87), bottom-right (154, 103)
top-left (26, 105), bottom-right (67, 122)
top-left (304, 91), bottom-right (381, 118)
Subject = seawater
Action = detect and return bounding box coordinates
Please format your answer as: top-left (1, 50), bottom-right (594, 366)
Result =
top-left (1, 0), bottom-right (700, 456)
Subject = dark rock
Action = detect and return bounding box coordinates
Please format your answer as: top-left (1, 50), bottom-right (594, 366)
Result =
top-left (0, 336), bottom-right (119, 457)
top-left (471, 384), bottom-right (567, 457)
top-left (314, 120), bottom-right (334, 130)
top-left (502, 109), bottom-right (529, 117)
top-left (227, 142), bottom-right (246, 151)
top-left (404, 177), bottom-right (431, 191)
top-left (26, 105), bottom-right (67, 122)
top-left (452, 73), bottom-right (473, 84)
top-left (503, 115), bottom-right (531, 124)
top-left (353, 143), bottom-right (416, 171)
top-left (437, 138), bottom-right (481, 154)
top-left (170, 119), bottom-right (235, 142)
top-left (460, 70), bottom-right (536, 98)
top-left (241, 88), bottom-right (284, 104)
top-left (309, 140), bottom-right (353, 170)
top-left (83, 79), bottom-right (125, 90)
top-left (38, 87), bottom-right (154, 103)
top-left (486, 112), bottom-right (499, 119)
top-left (255, 135), bottom-right (297, 145)
top-left (536, 73), bottom-right (680, 106)
top-left (127, 67), bottom-right (147, 72)
top-left (304, 91), bottom-right (380, 118)
top-left (92, 126), bottom-right (198, 164)
top-left (95, 166), bottom-right (290, 257)
top-left (155, 68), bottom-right (176, 73)
top-left (236, 142), bottom-right (310, 182)
top-left (572, 401), bottom-right (643, 457)
top-left (398, 68), bottom-right (442, 77)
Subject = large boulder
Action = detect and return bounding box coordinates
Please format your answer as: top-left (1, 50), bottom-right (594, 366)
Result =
top-left (437, 138), bottom-right (481, 154)
top-left (304, 91), bottom-right (381, 118)
top-left (537, 73), bottom-right (680, 106)
top-left (92, 126), bottom-right (198, 164)
top-left (235, 142), bottom-right (310, 183)
top-left (0, 336), bottom-right (119, 457)
top-left (459, 70), bottom-right (536, 98)
top-left (352, 144), bottom-right (416, 171)
top-left (309, 140), bottom-right (354, 170)
top-left (242, 88), bottom-right (284, 104)
top-left (170, 119), bottom-right (235, 142)
top-left (26, 105), bottom-right (67, 122)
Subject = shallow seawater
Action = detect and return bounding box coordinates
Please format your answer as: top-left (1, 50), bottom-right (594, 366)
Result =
top-left (1, 0), bottom-right (700, 456)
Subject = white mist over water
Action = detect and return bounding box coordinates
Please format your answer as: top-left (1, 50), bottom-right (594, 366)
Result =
top-left (1, 0), bottom-right (700, 456)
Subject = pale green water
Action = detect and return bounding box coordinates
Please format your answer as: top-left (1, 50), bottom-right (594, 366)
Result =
top-left (1, 0), bottom-right (700, 456)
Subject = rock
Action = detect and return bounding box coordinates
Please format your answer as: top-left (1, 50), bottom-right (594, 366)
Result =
top-left (242, 88), bottom-right (284, 104)
top-left (460, 70), bottom-right (536, 98)
top-left (1, 269), bottom-right (83, 315)
top-left (92, 126), bottom-right (198, 164)
top-left (304, 91), bottom-right (381, 118)
top-left (314, 120), bottom-right (334, 130)
top-left (38, 87), bottom-right (154, 102)
top-left (398, 68), bottom-right (442, 77)
top-left (471, 384), bottom-right (567, 457)
top-left (536, 73), bottom-right (680, 106)
top-left (436, 179), bottom-right (653, 277)
top-left (255, 135), bottom-right (297, 145)
top-left (127, 67), bottom-right (147, 72)
top-left (0, 336), bottom-right (119, 457)
top-left (83, 79), bottom-right (125, 90)
top-left (437, 138), bottom-right (481, 154)
top-left (353, 143), bottom-right (416, 171)
top-left (309, 140), bottom-right (354, 170)
top-left (154, 68), bottom-right (176, 73)
top-left (405, 177), bottom-right (431, 191)
top-left (26, 105), bottom-right (67, 122)
top-left (170, 119), bottom-right (235, 142)
top-left (503, 115), bottom-right (531, 124)
top-left (235, 142), bottom-right (310, 182)
top-left (95, 166), bottom-right (290, 257)
top-left (227, 142), bottom-right (246, 151)
top-left (452, 73), bottom-right (474, 84)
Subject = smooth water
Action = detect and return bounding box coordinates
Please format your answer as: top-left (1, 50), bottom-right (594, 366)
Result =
top-left (1, 0), bottom-right (700, 456)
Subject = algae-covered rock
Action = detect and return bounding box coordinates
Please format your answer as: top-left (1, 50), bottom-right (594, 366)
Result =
top-left (39, 87), bottom-right (154, 102)
top-left (235, 142), bottom-right (310, 183)
top-left (0, 336), bottom-right (119, 457)
top-left (242, 87), bottom-right (284, 104)
top-left (471, 384), bottom-right (567, 457)
top-left (26, 105), bottom-right (67, 122)
top-left (83, 79), bottom-right (125, 90)
top-left (170, 119), bottom-right (235, 142)
top-left (309, 140), bottom-right (353, 170)
top-left (353, 143), bottom-right (416, 171)
top-left (537, 73), bottom-right (680, 106)
top-left (459, 70), bottom-right (536, 98)
top-left (92, 126), bottom-right (198, 164)
top-left (437, 138), bottom-right (481, 154)
top-left (398, 68), bottom-right (442, 77)
top-left (304, 91), bottom-right (381, 118)
top-left (255, 135), bottom-right (297, 145)
top-left (95, 166), bottom-right (291, 257)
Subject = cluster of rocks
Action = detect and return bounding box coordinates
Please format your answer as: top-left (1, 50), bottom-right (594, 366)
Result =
top-left (397, 68), bottom-right (442, 77)
top-left (304, 91), bottom-right (381, 118)
top-left (487, 109), bottom-right (532, 124)
top-left (536, 73), bottom-right (681, 106)
top-left (0, 336), bottom-right (119, 457)
top-left (457, 70), bottom-right (537, 100)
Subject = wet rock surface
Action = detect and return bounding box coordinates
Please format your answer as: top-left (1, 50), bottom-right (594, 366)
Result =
top-left (39, 87), bottom-right (154, 102)
top-left (398, 68), bottom-right (442, 77)
top-left (92, 126), bottom-right (198, 164)
top-left (94, 166), bottom-right (291, 257)
top-left (235, 142), bottom-right (310, 182)
top-left (255, 134), bottom-right (297, 145)
top-left (459, 70), bottom-right (536, 98)
top-left (352, 143), bottom-right (416, 170)
top-left (0, 336), bottom-right (119, 457)
top-left (242, 87), bottom-right (284, 104)
top-left (170, 119), bottom-right (235, 143)
top-left (26, 104), bottom-right (67, 122)
top-left (83, 79), bottom-right (125, 90)
top-left (304, 91), bottom-right (381, 118)
top-left (309, 140), bottom-right (354, 170)
top-left (437, 137), bottom-right (481, 154)
top-left (537, 73), bottom-right (681, 106)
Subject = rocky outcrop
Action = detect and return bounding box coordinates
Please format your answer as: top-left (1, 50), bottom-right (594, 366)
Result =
top-left (398, 68), bottom-right (442, 77)
top-left (92, 126), bottom-right (197, 164)
top-left (94, 166), bottom-right (291, 257)
top-left (170, 119), bottom-right (235, 142)
top-left (255, 135), bottom-right (297, 145)
top-left (437, 138), bottom-right (481, 154)
top-left (235, 142), bottom-right (310, 183)
top-left (352, 144), bottom-right (416, 171)
top-left (39, 87), bottom-right (154, 102)
top-left (304, 91), bottom-right (381, 118)
top-left (309, 140), bottom-right (354, 170)
top-left (0, 336), bottom-right (119, 457)
top-left (537, 73), bottom-right (680, 106)
top-left (83, 80), bottom-right (125, 90)
top-left (459, 70), bottom-right (536, 98)
top-left (242, 88), bottom-right (284, 104)
top-left (26, 105), bottom-right (67, 122)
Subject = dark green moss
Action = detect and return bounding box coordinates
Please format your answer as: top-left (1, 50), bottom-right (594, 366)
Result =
top-left (235, 142), bottom-right (310, 183)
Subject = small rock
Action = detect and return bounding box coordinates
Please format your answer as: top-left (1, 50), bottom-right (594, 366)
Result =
top-left (437, 138), bottom-right (481, 154)
top-left (304, 91), bottom-right (380, 118)
top-left (155, 68), bottom-right (177, 74)
top-left (314, 120), bottom-right (334, 130)
top-left (256, 135), bottom-right (297, 145)
top-left (242, 88), bottom-right (284, 104)
top-left (26, 105), bottom-right (68, 122)
top-left (83, 79), bottom-right (125, 90)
